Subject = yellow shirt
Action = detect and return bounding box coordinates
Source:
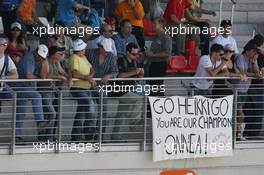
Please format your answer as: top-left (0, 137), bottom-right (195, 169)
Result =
top-left (69, 54), bottom-right (92, 89)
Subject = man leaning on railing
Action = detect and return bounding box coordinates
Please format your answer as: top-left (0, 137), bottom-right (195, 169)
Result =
top-left (38, 46), bottom-right (71, 142)
top-left (69, 39), bottom-right (97, 142)
top-left (15, 44), bottom-right (49, 143)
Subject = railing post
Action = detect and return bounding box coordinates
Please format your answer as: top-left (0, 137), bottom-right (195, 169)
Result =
top-left (55, 90), bottom-right (63, 153)
top-left (10, 91), bottom-right (17, 155)
top-left (142, 94), bottom-right (148, 151)
top-left (98, 91), bottom-right (103, 152)
top-left (219, 0), bottom-right (223, 28)
top-left (233, 89), bottom-right (238, 148)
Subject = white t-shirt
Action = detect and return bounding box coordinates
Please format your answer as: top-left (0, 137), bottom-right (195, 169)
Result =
top-left (91, 35), bottom-right (117, 56)
top-left (212, 35), bottom-right (239, 54)
top-left (192, 55), bottom-right (226, 90)
top-left (0, 55), bottom-right (17, 77)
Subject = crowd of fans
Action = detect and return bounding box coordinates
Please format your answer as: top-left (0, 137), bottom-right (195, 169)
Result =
top-left (0, 0), bottom-right (263, 143)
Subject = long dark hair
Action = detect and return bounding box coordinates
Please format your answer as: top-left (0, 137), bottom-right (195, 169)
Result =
top-left (8, 30), bottom-right (26, 44)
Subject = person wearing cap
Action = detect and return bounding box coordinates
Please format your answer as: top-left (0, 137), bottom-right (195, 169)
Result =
top-left (69, 39), bottom-right (97, 142)
top-left (244, 35), bottom-right (264, 140)
top-left (212, 19), bottom-right (239, 54)
top-left (38, 46), bottom-right (70, 141)
top-left (1, 0), bottom-right (21, 36)
top-left (6, 22), bottom-right (28, 63)
top-left (15, 44), bottom-right (49, 142)
top-left (91, 24), bottom-right (117, 56)
top-left (87, 38), bottom-right (119, 84)
top-left (234, 39), bottom-right (262, 141)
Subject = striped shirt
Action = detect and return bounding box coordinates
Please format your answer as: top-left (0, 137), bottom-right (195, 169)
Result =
top-left (113, 33), bottom-right (139, 57)
top-left (86, 49), bottom-right (119, 78)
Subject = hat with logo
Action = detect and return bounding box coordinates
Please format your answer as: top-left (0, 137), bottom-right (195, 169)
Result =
top-left (97, 38), bottom-right (112, 52)
top-left (73, 39), bottom-right (87, 51)
top-left (37, 45), bottom-right (49, 59)
top-left (11, 22), bottom-right (22, 30)
top-left (220, 19), bottom-right (232, 27)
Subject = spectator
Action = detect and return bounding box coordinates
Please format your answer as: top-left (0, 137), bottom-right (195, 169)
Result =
top-left (55, 0), bottom-right (93, 40)
top-left (212, 20), bottom-right (239, 54)
top-left (234, 39), bottom-right (262, 141)
top-left (0, 0), bottom-right (21, 36)
top-left (0, 37), bottom-right (18, 80)
top-left (114, 0), bottom-right (145, 52)
top-left (6, 22), bottom-right (28, 63)
top-left (244, 35), bottom-right (264, 140)
top-left (87, 38), bottom-right (119, 83)
top-left (212, 44), bottom-right (247, 97)
top-left (39, 46), bottom-right (70, 141)
top-left (145, 17), bottom-right (172, 96)
top-left (163, 0), bottom-right (205, 55)
top-left (112, 43), bottom-right (144, 141)
top-left (17, 0), bottom-right (46, 33)
top-left (91, 24), bottom-right (117, 56)
top-left (69, 39), bottom-right (97, 142)
top-left (15, 45), bottom-right (49, 142)
top-left (185, 0), bottom-right (216, 55)
top-left (113, 19), bottom-right (139, 57)
top-left (192, 44), bottom-right (229, 96)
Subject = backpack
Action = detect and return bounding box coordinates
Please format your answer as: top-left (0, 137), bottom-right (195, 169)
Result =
top-left (80, 8), bottom-right (102, 30)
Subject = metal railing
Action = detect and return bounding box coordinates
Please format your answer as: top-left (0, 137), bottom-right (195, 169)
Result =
top-left (219, 0), bottom-right (237, 28)
top-left (0, 77), bottom-right (263, 155)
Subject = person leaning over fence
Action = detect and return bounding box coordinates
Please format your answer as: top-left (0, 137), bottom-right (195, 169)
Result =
top-left (69, 39), bottom-right (97, 142)
top-left (111, 43), bottom-right (144, 141)
top-left (234, 39), bottom-right (262, 141)
top-left (243, 35), bottom-right (264, 140)
top-left (15, 44), bottom-right (49, 143)
top-left (212, 44), bottom-right (248, 98)
top-left (192, 44), bottom-right (229, 96)
top-left (0, 37), bottom-right (19, 112)
top-left (38, 46), bottom-right (71, 142)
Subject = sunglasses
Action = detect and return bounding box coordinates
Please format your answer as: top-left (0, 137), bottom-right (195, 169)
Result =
top-left (0, 44), bottom-right (7, 47)
top-left (219, 53), bottom-right (225, 57)
top-left (130, 52), bottom-right (139, 56)
top-left (11, 28), bottom-right (21, 32)
top-left (225, 50), bottom-right (234, 53)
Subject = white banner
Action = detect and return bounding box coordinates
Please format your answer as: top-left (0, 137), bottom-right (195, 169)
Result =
top-left (149, 95), bottom-right (233, 162)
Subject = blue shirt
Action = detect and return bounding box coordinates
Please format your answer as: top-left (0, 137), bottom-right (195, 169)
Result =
top-left (16, 51), bottom-right (40, 88)
top-left (56, 0), bottom-right (77, 26)
top-left (113, 33), bottom-right (139, 57)
top-left (1, 0), bottom-right (21, 11)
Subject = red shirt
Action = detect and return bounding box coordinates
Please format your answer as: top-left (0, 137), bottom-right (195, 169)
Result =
top-left (163, 0), bottom-right (192, 25)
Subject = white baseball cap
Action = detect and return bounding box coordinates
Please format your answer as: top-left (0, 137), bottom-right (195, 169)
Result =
top-left (11, 22), bottom-right (22, 30)
top-left (73, 39), bottom-right (87, 51)
top-left (37, 45), bottom-right (49, 59)
top-left (98, 38), bottom-right (112, 52)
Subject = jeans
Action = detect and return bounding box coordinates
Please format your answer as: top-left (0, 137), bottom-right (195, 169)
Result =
top-left (71, 89), bottom-right (96, 141)
top-left (16, 88), bottom-right (44, 136)
top-left (244, 88), bottom-right (264, 137)
top-left (40, 91), bottom-right (56, 139)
